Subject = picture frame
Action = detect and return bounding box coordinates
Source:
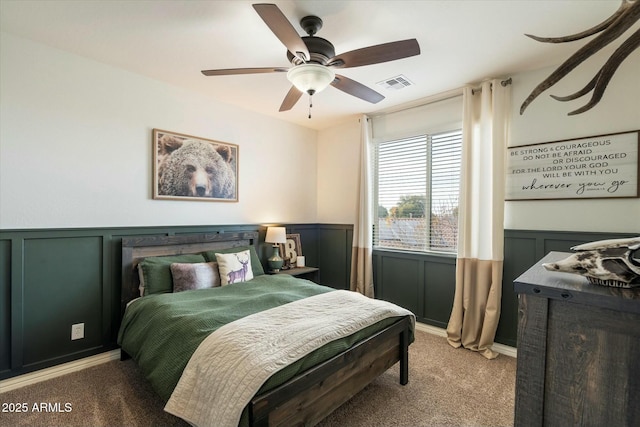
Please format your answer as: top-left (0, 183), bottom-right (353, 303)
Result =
top-left (152, 129), bottom-right (238, 202)
top-left (506, 130), bottom-right (639, 201)
top-left (279, 234), bottom-right (302, 267)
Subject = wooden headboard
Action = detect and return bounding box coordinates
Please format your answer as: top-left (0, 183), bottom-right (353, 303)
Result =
top-left (121, 231), bottom-right (259, 313)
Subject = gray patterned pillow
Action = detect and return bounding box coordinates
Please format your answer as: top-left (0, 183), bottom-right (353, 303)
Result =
top-left (170, 262), bottom-right (220, 292)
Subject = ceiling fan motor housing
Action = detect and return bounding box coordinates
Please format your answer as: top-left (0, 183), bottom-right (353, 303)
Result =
top-left (287, 36), bottom-right (336, 65)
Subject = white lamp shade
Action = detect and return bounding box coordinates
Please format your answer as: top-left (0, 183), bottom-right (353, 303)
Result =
top-left (286, 64), bottom-right (335, 95)
top-left (265, 226), bottom-right (287, 244)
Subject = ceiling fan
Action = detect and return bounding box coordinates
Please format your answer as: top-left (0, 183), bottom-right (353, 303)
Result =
top-left (201, 3), bottom-right (421, 115)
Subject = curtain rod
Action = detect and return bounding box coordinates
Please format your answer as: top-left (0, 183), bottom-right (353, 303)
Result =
top-left (369, 77), bottom-right (512, 118)
top-left (471, 77), bottom-right (512, 95)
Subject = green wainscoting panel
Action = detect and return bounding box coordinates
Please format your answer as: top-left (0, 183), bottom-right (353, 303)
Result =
top-left (423, 255), bottom-right (456, 329)
top-left (378, 254), bottom-right (421, 315)
top-left (373, 229), bottom-right (638, 347)
top-left (284, 224), bottom-right (319, 269)
top-left (317, 225), bottom-right (353, 290)
top-left (373, 250), bottom-right (456, 328)
top-left (22, 236), bottom-right (103, 367)
top-left (2, 225), bottom-right (636, 380)
top-left (540, 231), bottom-right (635, 255)
top-left (504, 230), bottom-right (638, 261)
top-left (0, 223), bottom-right (348, 380)
top-left (499, 236), bottom-right (538, 348)
top-left (0, 239), bottom-right (11, 375)
top-left (0, 224), bottom-right (265, 380)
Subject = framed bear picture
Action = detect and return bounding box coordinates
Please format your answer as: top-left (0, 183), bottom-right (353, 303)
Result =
top-left (152, 129), bottom-right (238, 202)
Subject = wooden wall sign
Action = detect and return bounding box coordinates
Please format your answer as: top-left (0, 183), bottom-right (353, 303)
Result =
top-left (506, 130), bottom-right (639, 200)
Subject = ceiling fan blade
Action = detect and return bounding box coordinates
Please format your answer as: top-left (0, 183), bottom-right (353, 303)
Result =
top-left (201, 67), bottom-right (288, 76)
top-left (328, 39), bottom-right (420, 68)
top-left (253, 4), bottom-right (310, 62)
top-left (331, 74), bottom-right (384, 104)
top-left (279, 86), bottom-right (303, 111)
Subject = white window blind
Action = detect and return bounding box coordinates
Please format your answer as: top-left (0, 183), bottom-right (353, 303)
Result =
top-left (373, 129), bottom-right (462, 253)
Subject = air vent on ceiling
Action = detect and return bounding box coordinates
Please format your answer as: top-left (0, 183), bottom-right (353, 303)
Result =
top-left (377, 75), bottom-right (414, 90)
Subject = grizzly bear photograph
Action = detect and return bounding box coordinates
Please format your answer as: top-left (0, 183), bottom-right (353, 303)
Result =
top-left (153, 129), bottom-right (238, 201)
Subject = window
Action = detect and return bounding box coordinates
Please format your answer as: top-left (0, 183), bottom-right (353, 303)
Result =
top-left (372, 129), bottom-right (462, 253)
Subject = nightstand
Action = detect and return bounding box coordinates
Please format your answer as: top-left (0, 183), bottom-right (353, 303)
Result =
top-left (271, 266), bottom-right (320, 283)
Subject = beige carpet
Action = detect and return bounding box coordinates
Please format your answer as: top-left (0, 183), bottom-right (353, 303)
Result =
top-left (0, 330), bottom-right (516, 427)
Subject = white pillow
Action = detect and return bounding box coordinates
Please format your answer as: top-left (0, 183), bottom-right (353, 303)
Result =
top-left (216, 250), bottom-right (254, 285)
top-left (170, 262), bottom-right (220, 292)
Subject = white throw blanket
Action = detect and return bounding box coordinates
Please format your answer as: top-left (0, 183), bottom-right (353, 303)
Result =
top-left (164, 290), bottom-right (415, 427)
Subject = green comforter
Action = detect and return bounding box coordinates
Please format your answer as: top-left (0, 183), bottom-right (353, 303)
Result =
top-left (118, 274), bottom-right (413, 426)
top-left (117, 274), bottom-right (403, 409)
top-left (118, 274), bottom-right (332, 400)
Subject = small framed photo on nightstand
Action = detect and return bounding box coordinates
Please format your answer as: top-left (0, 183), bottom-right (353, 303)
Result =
top-left (279, 234), bottom-right (301, 268)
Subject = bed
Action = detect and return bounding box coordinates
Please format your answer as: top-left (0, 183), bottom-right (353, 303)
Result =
top-left (118, 231), bottom-right (414, 427)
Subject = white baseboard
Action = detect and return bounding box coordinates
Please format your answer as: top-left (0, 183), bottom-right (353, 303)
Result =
top-left (492, 342), bottom-right (518, 358)
top-left (0, 349), bottom-right (121, 393)
top-left (415, 322), bottom-right (517, 358)
top-left (414, 322), bottom-right (447, 337)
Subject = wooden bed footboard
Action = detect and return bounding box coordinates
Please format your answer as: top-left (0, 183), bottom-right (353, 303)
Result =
top-left (249, 315), bottom-right (411, 427)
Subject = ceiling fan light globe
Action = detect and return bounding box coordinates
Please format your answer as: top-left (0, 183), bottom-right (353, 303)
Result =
top-left (287, 64), bottom-right (335, 95)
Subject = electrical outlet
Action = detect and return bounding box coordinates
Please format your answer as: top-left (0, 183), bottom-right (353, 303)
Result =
top-left (71, 323), bottom-right (84, 340)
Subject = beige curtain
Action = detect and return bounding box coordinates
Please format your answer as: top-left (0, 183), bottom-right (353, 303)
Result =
top-left (446, 80), bottom-right (511, 359)
top-left (350, 115), bottom-right (374, 297)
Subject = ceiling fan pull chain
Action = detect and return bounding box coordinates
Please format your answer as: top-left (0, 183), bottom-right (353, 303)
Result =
top-left (308, 94), bottom-right (313, 119)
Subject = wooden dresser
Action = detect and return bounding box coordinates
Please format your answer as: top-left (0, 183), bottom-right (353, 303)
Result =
top-left (513, 252), bottom-right (640, 427)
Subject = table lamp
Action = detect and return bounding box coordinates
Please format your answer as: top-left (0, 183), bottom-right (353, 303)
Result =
top-left (265, 226), bottom-right (286, 272)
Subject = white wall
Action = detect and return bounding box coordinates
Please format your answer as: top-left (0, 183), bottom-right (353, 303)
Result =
top-left (318, 53), bottom-right (640, 233)
top-left (316, 119), bottom-right (361, 224)
top-left (507, 52), bottom-right (640, 232)
top-left (2, 32), bottom-right (638, 233)
top-left (0, 33), bottom-right (318, 229)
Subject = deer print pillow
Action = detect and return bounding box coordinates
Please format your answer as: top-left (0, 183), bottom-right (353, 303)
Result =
top-left (215, 250), bottom-right (254, 286)
top-left (202, 246), bottom-right (265, 277)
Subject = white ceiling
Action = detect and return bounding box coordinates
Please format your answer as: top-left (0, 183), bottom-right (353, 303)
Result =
top-left (0, 1), bottom-right (631, 130)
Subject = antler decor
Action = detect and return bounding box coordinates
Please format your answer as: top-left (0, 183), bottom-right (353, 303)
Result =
top-left (520, 0), bottom-right (640, 116)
